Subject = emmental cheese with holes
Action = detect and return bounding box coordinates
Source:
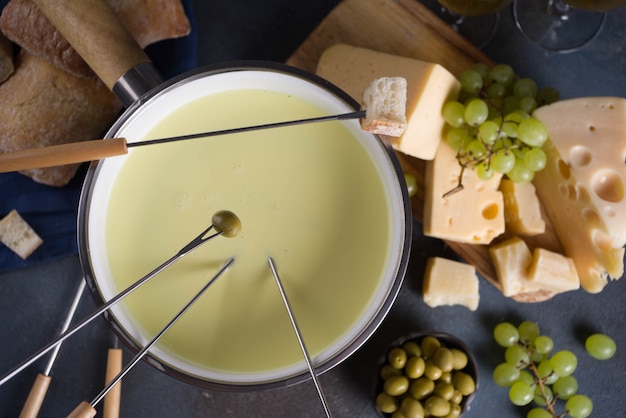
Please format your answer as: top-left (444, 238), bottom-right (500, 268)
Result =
top-left (316, 44), bottom-right (460, 160)
top-left (423, 257), bottom-right (479, 311)
top-left (533, 97), bottom-right (626, 293)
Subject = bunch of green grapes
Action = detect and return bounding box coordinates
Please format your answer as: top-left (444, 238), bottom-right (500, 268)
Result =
top-left (492, 321), bottom-right (616, 418)
top-left (441, 63), bottom-right (559, 192)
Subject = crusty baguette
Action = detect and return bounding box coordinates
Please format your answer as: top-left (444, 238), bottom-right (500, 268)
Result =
top-left (0, 0), bottom-right (191, 78)
top-left (360, 77), bottom-right (408, 137)
top-left (0, 31), bottom-right (13, 83)
top-left (0, 209), bottom-right (43, 259)
top-left (0, 51), bottom-right (122, 186)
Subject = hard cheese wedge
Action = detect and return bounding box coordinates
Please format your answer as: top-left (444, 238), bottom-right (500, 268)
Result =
top-left (489, 237), bottom-right (534, 297)
top-left (533, 97), bottom-right (626, 293)
top-left (527, 248), bottom-right (580, 293)
top-left (423, 257), bottom-right (479, 311)
top-left (500, 179), bottom-right (545, 236)
top-left (424, 139), bottom-right (505, 244)
top-left (316, 44), bottom-right (460, 160)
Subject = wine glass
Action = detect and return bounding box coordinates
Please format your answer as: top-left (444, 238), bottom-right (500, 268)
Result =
top-left (421, 0), bottom-right (514, 49)
top-left (513, 0), bottom-right (626, 52)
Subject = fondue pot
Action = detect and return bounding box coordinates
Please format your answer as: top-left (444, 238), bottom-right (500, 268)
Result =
top-left (36, 0), bottom-right (412, 390)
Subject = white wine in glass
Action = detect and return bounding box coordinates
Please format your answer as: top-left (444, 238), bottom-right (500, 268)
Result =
top-left (513, 0), bottom-right (626, 52)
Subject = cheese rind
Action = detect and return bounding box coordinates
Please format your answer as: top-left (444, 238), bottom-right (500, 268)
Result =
top-left (489, 237), bottom-right (536, 297)
top-left (500, 179), bottom-right (545, 235)
top-left (316, 44), bottom-right (460, 160)
top-left (533, 97), bottom-right (626, 292)
top-left (527, 248), bottom-right (580, 293)
top-left (424, 139), bottom-right (505, 244)
top-left (422, 257), bottom-right (479, 311)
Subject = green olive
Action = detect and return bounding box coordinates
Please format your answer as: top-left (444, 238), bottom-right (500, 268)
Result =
top-left (423, 396), bottom-right (451, 417)
top-left (450, 348), bottom-right (468, 370)
top-left (384, 375), bottom-right (410, 396)
top-left (421, 336), bottom-right (441, 359)
top-left (211, 210), bottom-right (241, 238)
top-left (452, 371), bottom-right (476, 396)
top-left (400, 397), bottom-right (425, 418)
top-left (433, 347), bottom-right (454, 373)
top-left (388, 347), bottom-right (408, 369)
top-left (434, 381), bottom-right (455, 401)
top-left (443, 403), bottom-right (462, 418)
top-left (424, 360), bottom-right (443, 381)
top-left (409, 377), bottom-right (435, 400)
top-left (403, 341), bottom-right (422, 357)
top-left (439, 372), bottom-right (452, 384)
top-left (376, 392), bottom-right (399, 414)
top-left (405, 356), bottom-right (426, 379)
top-left (381, 364), bottom-right (402, 380)
top-left (391, 411), bottom-right (407, 418)
top-left (450, 389), bottom-right (463, 405)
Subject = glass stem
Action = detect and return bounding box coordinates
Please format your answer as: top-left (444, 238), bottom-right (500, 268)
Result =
top-left (547, 0), bottom-right (572, 20)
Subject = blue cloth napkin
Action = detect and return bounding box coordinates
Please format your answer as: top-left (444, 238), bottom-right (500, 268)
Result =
top-left (0, 0), bottom-right (198, 272)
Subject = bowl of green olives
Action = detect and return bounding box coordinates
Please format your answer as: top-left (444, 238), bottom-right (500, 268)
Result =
top-left (374, 331), bottom-right (479, 417)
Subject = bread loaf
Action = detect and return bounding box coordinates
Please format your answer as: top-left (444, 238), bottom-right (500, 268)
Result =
top-left (0, 51), bottom-right (122, 186)
top-left (0, 31), bottom-right (13, 83)
top-left (0, 0), bottom-right (191, 78)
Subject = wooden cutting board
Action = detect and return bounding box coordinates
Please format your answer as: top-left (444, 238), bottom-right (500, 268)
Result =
top-left (287, 0), bottom-right (563, 302)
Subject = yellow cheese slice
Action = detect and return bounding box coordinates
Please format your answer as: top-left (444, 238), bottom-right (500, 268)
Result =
top-left (533, 97), bottom-right (626, 292)
top-left (500, 179), bottom-right (545, 236)
top-left (316, 44), bottom-right (460, 160)
top-left (489, 237), bottom-right (535, 297)
top-left (424, 139), bottom-right (505, 244)
top-left (527, 248), bottom-right (580, 293)
top-left (422, 257), bottom-right (479, 311)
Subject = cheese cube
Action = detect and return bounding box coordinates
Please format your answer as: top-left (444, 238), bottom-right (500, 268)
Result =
top-left (533, 97), bottom-right (626, 292)
top-left (316, 44), bottom-right (460, 160)
top-left (527, 248), bottom-right (580, 293)
top-left (422, 257), bottom-right (479, 311)
top-left (489, 237), bottom-right (536, 297)
top-left (423, 139), bottom-right (505, 244)
top-left (500, 179), bottom-right (545, 235)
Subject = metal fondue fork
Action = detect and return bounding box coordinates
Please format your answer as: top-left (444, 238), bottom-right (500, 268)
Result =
top-left (267, 257), bottom-right (334, 418)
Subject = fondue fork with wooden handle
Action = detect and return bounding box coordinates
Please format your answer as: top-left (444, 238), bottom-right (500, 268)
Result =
top-left (0, 111), bottom-right (366, 174)
top-left (0, 211), bottom-right (241, 387)
top-left (67, 258), bottom-right (235, 418)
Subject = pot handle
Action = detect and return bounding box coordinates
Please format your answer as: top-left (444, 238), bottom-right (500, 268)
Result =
top-left (31, 0), bottom-right (163, 106)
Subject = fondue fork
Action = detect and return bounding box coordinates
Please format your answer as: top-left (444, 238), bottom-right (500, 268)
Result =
top-left (67, 257), bottom-right (234, 418)
top-left (0, 110), bottom-right (366, 173)
top-left (0, 210), bottom-right (241, 387)
top-left (267, 257), bottom-right (334, 418)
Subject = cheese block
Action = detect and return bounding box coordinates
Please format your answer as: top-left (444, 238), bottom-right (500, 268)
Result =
top-left (0, 209), bottom-right (43, 259)
top-left (533, 97), bottom-right (626, 292)
top-left (489, 237), bottom-right (535, 297)
top-left (500, 179), bottom-right (545, 235)
top-left (527, 248), bottom-right (580, 293)
top-left (316, 44), bottom-right (460, 160)
top-left (422, 257), bottom-right (479, 311)
top-left (424, 139), bottom-right (505, 244)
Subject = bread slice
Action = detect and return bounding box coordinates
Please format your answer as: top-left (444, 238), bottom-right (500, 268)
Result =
top-left (360, 77), bottom-right (408, 137)
top-left (0, 31), bottom-right (14, 83)
top-left (0, 0), bottom-right (191, 78)
top-left (0, 209), bottom-right (43, 259)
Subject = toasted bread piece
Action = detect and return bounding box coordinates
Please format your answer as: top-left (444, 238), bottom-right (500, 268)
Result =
top-left (0, 31), bottom-right (13, 83)
top-left (0, 209), bottom-right (43, 259)
top-left (0, 51), bottom-right (122, 186)
top-left (0, 0), bottom-right (191, 78)
top-left (361, 77), bottom-right (408, 137)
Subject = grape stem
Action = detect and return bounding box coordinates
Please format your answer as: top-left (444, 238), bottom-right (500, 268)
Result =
top-left (527, 360), bottom-right (559, 417)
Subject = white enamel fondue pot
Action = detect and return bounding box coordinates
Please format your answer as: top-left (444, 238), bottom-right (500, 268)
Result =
top-left (35, 0), bottom-right (412, 390)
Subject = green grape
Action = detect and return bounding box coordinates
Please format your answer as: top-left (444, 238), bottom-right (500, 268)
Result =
top-left (490, 64), bottom-right (515, 86)
top-left (505, 344), bottom-right (530, 368)
top-left (513, 78), bottom-right (538, 98)
top-left (517, 321), bottom-right (540, 343)
top-left (518, 370), bottom-right (536, 387)
top-left (553, 375), bottom-right (578, 400)
top-left (466, 140), bottom-right (487, 159)
top-left (517, 118), bottom-right (548, 147)
top-left (478, 120), bottom-right (500, 144)
top-left (536, 360), bottom-right (558, 385)
top-left (507, 158), bottom-right (534, 183)
top-left (508, 381), bottom-right (534, 406)
top-left (464, 98), bottom-right (489, 126)
top-left (502, 96), bottom-right (521, 116)
top-left (566, 394), bottom-right (593, 418)
top-left (501, 121), bottom-right (519, 139)
top-left (471, 62), bottom-right (490, 79)
top-left (443, 101), bottom-right (466, 128)
top-left (493, 362), bottom-right (520, 387)
top-left (491, 150), bottom-right (516, 174)
top-left (404, 173), bottom-right (418, 198)
top-left (533, 336), bottom-right (554, 356)
top-left (487, 82), bottom-right (507, 99)
top-left (524, 147), bottom-right (547, 172)
top-left (494, 322), bottom-right (520, 347)
top-left (527, 407), bottom-right (553, 418)
top-left (533, 384), bottom-right (553, 406)
top-left (504, 110), bottom-right (531, 123)
top-left (549, 350), bottom-right (578, 377)
top-left (460, 69), bottom-right (483, 93)
top-left (536, 87), bottom-right (560, 106)
top-left (446, 127), bottom-right (469, 151)
top-left (475, 162), bottom-right (495, 180)
top-left (585, 333), bottom-right (617, 360)
top-left (520, 96), bottom-right (538, 113)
